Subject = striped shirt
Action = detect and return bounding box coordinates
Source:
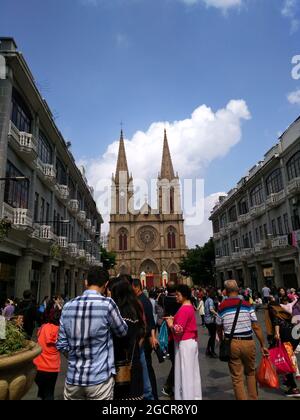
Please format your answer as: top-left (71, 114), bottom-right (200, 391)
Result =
top-left (216, 297), bottom-right (257, 338)
top-left (56, 290), bottom-right (128, 387)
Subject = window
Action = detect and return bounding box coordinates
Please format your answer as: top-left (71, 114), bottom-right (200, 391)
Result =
top-left (277, 216), bottom-right (283, 236)
top-left (4, 162), bottom-right (29, 209)
top-left (238, 198), bottom-right (249, 215)
top-left (266, 169), bottom-right (283, 195)
top-left (11, 89), bottom-right (31, 133)
top-left (250, 184), bottom-right (263, 207)
top-left (213, 219), bottom-right (220, 234)
top-left (40, 198), bottom-right (45, 223)
top-left (283, 213), bottom-right (290, 234)
top-left (167, 227), bottom-right (176, 249)
top-left (220, 213), bottom-right (227, 228)
top-left (38, 131), bottom-right (52, 164)
top-left (271, 220), bottom-right (277, 236)
top-left (34, 193), bottom-right (39, 222)
top-left (255, 228), bottom-right (259, 244)
top-left (232, 238), bottom-right (239, 252)
top-left (229, 205), bottom-right (237, 222)
top-left (46, 203), bottom-right (50, 224)
top-left (287, 151), bottom-right (300, 181)
top-left (119, 229), bottom-right (128, 251)
top-left (259, 226), bottom-right (263, 240)
top-left (263, 224), bottom-right (268, 239)
top-left (56, 158), bottom-right (67, 185)
top-left (249, 232), bottom-right (253, 248)
top-left (68, 177), bottom-right (76, 200)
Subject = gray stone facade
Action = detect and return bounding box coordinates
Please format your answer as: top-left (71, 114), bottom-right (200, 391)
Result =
top-left (0, 38), bottom-right (103, 303)
top-left (210, 115), bottom-right (300, 291)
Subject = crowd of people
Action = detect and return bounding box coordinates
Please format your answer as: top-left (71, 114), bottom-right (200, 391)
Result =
top-left (2, 272), bottom-right (300, 401)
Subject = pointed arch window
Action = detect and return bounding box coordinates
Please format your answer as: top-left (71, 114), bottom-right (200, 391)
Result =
top-left (119, 229), bottom-right (128, 251)
top-left (167, 227), bottom-right (176, 249)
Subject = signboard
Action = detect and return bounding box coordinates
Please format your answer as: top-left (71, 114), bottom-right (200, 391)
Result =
top-left (263, 268), bottom-right (274, 278)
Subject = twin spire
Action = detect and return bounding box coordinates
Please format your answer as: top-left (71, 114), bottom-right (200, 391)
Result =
top-left (115, 128), bottom-right (176, 182)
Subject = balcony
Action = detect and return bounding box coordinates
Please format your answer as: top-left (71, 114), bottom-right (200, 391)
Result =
top-left (2, 204), bottom-right (33, 230)
top-left (36, 159), bottom-right (56, 187)
top-left (68, 199), bottom-right (79, 215)
top-left (238, 213), bottom-right (251, 226)
top-left (91, 226), bottom-right (97, 236)
top-left (231, 252), bottom-right (241, 261)
top-left (271, 235), bottom-right (290, 249)
top-left (215, 256), bottom-right (231, 267)
top-left (68, 243), bottom-right (78, 257)
top-left (8, 121), bottom-right (37, 166)
top-left (241, 248), bottom-right (255, 259)
top-left (254, 239), bottom-right (271, 254)
top-left (57, 236), bottom-right (68, 248)
top-left (33, 225), bottom-right (55, 241)
top-left (250, 203), bottom-right (266, 218)
top-left (77, 210), bottom-right (86, 224)
top-left (85, 218), bottom-right (92, 231)
top-left (287, 178), bottom-right (300, 196)
top-left (77, 249), bottom-right (86, 258)
top-left (55, 184), bottom-right (70, 202)
top-left (266, 191), bottom-right (286, 209)
top-left (226, 221), bottom-right (239, 233)
top-left (213, 232), bottom-right (221, 241)
top-left (86, 253), bottom-right (92, 264)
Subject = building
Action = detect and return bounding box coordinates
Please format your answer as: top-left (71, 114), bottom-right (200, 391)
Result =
top-left (108, 130), bottom-right (187, 288)
top-left (0, 38), bottom-right (103, 303)
top-left (210, 116), bottom-right (300, 291)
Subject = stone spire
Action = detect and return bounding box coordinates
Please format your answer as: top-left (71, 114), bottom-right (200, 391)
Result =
top-left (115, 130), bottom-right (129, 183)
top-left (160, 129), bottom-right (175, 180)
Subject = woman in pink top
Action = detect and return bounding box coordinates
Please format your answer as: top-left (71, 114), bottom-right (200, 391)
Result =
top-left (166, 285), bottom-right (202, 400)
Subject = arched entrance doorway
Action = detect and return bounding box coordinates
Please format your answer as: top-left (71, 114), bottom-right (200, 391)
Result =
top-left (140, 259), bottom-right (159, 289)
top-left (168, 263), bottom-right (179, 283)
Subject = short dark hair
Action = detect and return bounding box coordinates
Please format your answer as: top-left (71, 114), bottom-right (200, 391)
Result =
top-left (87, 267), bottom-right (109, 288)
top-left (176, 284), bottom-right (192, 300)
top-left (23, 290), bottom-right (32, 300)
top-left (167, 281), bottom-right (177, 294)
top-left (131, 278), bottom-right (142, 290)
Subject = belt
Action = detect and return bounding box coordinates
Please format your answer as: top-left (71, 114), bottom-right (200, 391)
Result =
top-left (225, 336), bottom-right (253, 341)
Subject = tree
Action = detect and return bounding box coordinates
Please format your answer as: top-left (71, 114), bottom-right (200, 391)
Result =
top-left (179, 238), bottom-right (215, 286)
top-left (100, 246), bottom-right (116, 271)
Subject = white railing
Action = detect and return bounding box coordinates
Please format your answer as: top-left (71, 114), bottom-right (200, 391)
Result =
top-left (68, 199), bottom-right (79, 214)
top-left (86, 253), bottom-right (92, 264)
top-left (56, 184), bottom-right (70, 201)
top-left (68, 243), bottom-right (78, 256)
top-left (271, 235), bottom-right (290, 249)
top-left (38, 225), bottom-right (54, 240)
top-left (78, 249), bottom-right (86, 258)
top-left (91, 226), bottom-right (97, 236)
top-left (57, 236), bottom-right (68, 248)
top-left (266, 191), bottom-right (286, 208)
top-left (77, 210), bottom-right (86, 223)
top-left (250, 203), bottom-right (266, 218)
top-left (241, 248), bottom-right (254, 258)
top-left (9, 121), bottom-right (37, 153)
top-left (287, 178), bottom-right (300, 196)
top-left (231, 252), bottom-right (241, 261)
top-left (13, 208), bottom-right (32, 227)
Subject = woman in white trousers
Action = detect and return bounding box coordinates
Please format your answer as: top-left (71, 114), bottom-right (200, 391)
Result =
top-left (166, 284), bottom-right (202, 400)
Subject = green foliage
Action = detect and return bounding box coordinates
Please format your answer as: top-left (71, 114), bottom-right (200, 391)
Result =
top-left (78, 256), bottom-right (86, 265)
top-left (100, 246), bottom-right (116, 271)
top-left (179, 238), bottom-right (216, 286)
top-left (0, 218), bottom-right (12, 242)
top-left (0, 321), bottom-right (27, 356)
top-left (50, 244), bottom-right (61, 259)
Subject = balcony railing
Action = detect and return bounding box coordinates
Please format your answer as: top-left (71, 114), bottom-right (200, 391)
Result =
top-left (55, 184), bottom-right (70, 202)
top-left (78, 249), bottom-right (86, 258)
top-left (85, 218), bottom-right (92, 231)
top-left (287, 178), bottom-right (300, 196)
top-left (8, 121), bottom-right (37, 164)
top-left (226, 221), bottom-right (239, 233)
top-left (250, 203), bottom-right (266, 218)
top-left (57, 236), bottom-right (68, 248)
top-left (36, 159), bottom-right (56, 186)
top-left (213, 232), bottom-right (221, 241)
top-left (266, 191), bottom-right (286, 208)
top-left (68, 199), bottom-right (79, 215)
top-left (238, 213), bottom-right (251, 225)
top-left (215, 256), bottom-right (231, 267)
top-left (34, 225), bottom-right (54, 241)
top-left (77, 210), bottom-right (86, 224)
top-left (68, 243), bottom-right (78, 257)
top-left (231, 252), bottom-right (241, 261)
top-left (13, 208), bottom-right (32, 227)
top-left (241, 248), bottom-right (254, 259)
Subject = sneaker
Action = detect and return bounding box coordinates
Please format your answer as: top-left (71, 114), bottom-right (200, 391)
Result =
top-left (285, 388), bottom-right (300, 398)
top-left (161, 387), bottom-right (173, 397)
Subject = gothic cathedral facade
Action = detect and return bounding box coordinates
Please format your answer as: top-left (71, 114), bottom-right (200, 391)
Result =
top-left (108, 130), bottom-right (187, 287)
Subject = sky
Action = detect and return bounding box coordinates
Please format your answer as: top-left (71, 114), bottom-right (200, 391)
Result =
top-left (1, 0), bottom-right (300, 246)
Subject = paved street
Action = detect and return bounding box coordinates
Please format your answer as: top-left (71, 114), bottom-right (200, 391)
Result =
top-left (24, 310), bottom-right (299, 401)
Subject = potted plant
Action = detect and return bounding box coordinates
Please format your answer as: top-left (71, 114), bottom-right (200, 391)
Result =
top-left (50, 244), bottom-right (61, 259)
top-left (0, 218), bottom-right (12, 242)
top-left (0, 321), bottom-right (41, 400)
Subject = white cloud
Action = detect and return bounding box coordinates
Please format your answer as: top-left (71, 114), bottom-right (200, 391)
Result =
top-left (287, 89), bottom-right (300, 105)
top-left (282, 0), bottom-right (300, 33)
top-left (115, 33), bottom-right (130, 48)
top-left (80, 100), bottom-right (250, 246)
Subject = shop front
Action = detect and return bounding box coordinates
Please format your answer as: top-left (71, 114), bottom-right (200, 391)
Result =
top-left (0, 252), bottom-right (17, 306)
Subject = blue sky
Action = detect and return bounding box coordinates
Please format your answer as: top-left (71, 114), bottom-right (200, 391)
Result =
top-left (2, 0), bottom-right (300, 244)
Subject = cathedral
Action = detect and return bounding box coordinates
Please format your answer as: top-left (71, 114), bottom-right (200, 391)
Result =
top-left (108, 130), bottom-right (187, 287)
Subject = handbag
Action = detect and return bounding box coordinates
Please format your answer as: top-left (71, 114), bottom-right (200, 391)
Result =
top-left (115, 340), bottom-right (137, 386)
top-left (269, 340), bottom-right (295, 375)
top-left (219, 299), bottom-right (242, 362)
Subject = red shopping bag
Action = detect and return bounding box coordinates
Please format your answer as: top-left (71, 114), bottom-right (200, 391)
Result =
top-left (256, 356), bottom-right (280, 389)
top-left (269, 341), bottom-right (295, 375)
